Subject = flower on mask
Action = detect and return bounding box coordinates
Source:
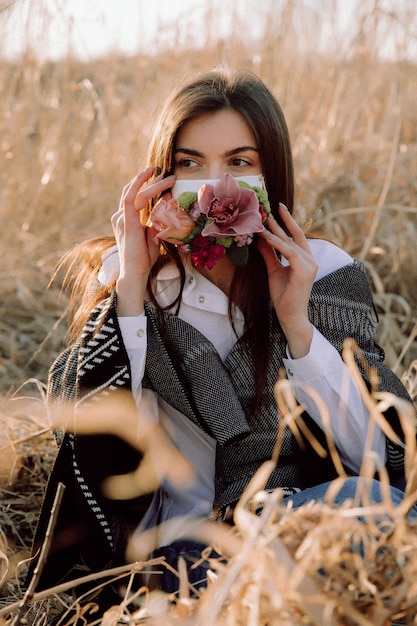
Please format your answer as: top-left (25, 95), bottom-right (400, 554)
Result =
top-left (198, 174), bottom-right (264, 239)
top-left (150, 173), bottom-right (270, 269)
top-left (188, 234), bottom-right (225, 270)
top-left (151, 198), bottom-right (195, 245)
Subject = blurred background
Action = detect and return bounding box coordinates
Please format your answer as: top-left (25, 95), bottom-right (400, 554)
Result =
top-left (0, 0), bottom-right (416, 396)
top-left (0, 0), bottom-right (416, 614)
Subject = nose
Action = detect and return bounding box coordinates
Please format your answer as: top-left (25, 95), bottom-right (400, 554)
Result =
top-left (206, 163), bottom-right (224, 181)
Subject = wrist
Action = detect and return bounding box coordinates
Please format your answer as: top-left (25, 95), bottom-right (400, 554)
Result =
top-left (116, 277), bottom-right (146, 316)
top-left (281, 319), bottom-right (313, 359)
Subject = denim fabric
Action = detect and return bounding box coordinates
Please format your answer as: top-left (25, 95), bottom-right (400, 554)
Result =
top-left (47, 477), bottom-right (415, 625)
top-left (283, 476), bottom-right (417, 516)
top-left (151, 477), bottom-right (416, 594)
top-left (151, 540), bottom-right (221, 594)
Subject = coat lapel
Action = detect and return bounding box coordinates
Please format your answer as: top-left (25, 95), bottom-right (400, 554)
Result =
top-left (144, 302), bottom-right (250, 446)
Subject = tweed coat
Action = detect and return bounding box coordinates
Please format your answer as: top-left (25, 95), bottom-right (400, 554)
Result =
top-left (30, 260), bottom-right (412, 590)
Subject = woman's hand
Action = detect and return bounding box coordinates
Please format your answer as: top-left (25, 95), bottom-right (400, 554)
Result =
top-left (257, 204), bottom-right (317, 358)
top-left (111, 167), bottom-right (175, 316)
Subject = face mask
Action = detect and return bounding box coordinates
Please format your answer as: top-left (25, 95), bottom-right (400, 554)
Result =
top-left (153, 172), bottom-right (270, 269)
top-left (171, 174), bottom-right (265, 198)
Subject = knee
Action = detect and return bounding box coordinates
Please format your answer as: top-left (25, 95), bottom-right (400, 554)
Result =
top-left (334, 476), bottom-right (407, 509)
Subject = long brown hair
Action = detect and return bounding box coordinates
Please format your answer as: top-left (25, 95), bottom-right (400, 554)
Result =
top-left (147, 68), bottom-right (294, 405)
top-left (62, 68), bottom-right (295, 405)
top-left (146, 67), bottom-right (293, 217)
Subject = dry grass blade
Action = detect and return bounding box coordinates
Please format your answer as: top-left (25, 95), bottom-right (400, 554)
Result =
top-left (14, 482), bottom-right (65, 624)
top-left (0, 531), bottom-right (9, 588)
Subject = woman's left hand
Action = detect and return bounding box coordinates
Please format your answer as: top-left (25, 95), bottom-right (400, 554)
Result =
top-left (257, 204), bottom-right (317, 358)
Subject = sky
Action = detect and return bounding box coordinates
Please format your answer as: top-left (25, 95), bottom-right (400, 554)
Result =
top-left (1, 0), bottom-right (267, 60)
top-left (1, 0), bottom-right (416, 61)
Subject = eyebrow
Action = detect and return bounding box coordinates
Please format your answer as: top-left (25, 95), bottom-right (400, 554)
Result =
top-left (174, 146), bottom-right (259, 157)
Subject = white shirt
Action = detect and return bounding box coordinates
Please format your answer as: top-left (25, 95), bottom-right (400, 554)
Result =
top-left (115, 239), bottom-right (386, 546)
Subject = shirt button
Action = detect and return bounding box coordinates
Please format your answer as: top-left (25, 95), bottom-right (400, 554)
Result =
top-left (188, 276), bottom-right (194, 284)
top-left (137, 329), bottom-right (144, 338)
top-left (287, 368), bottom-right (294, 377)
top-left (199, 295), bottom-right (205, 303)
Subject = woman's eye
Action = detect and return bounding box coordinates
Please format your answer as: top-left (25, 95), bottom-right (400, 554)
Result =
top-left (177, 158), bottom-right (198, 169)
top-left (231, 157), bottom-right (251, 167)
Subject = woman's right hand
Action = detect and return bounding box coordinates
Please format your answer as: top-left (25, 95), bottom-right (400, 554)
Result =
top-left (111, 166), bottom-right (175, 316)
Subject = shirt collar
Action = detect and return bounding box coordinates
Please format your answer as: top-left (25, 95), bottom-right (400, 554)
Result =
top-left (154, 262), bottom-right (243, 319)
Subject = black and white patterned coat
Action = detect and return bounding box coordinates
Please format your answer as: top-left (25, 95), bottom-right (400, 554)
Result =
top-left (30, 260), bottom-right (414, 590)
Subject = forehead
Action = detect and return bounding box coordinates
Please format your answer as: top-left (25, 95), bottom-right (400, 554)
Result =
top-left (175, 109), bottom-right (258, 150)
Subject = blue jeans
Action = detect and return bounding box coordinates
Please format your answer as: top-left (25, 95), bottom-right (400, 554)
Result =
top-left (152, 477), bottom-right (415, 594)
top-left (283, 476), bottom-right (416, 514)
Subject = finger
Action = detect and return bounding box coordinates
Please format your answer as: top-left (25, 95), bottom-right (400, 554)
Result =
top-left (257, 233), bottom-right (278, 261)
top-left (119, 165), bottom-right (155, 208)
top-left (132, 174), bottom-right (176, 212)
top-left (259, 224), bottom-right (317, 283)
top-left (111, 205), bottom-right (125, 227)
top-left (260, 217), bottom-right (312, 264)
top-left (262, 212), bottom-right (290, 241)
top-left (276, 204), bottom-right (312, 252)
top-left (257, 236), bottom-right (283, 275)
top-left (263, 209), bottom-right (305, 248)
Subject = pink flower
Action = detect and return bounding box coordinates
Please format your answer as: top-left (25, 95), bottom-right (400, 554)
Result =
top-left (234, 233), bottom-right (253, 247)
top-left (151, 197), bottom-right (195, 245)
top-left (197, 173), bottom-right (264, 239)
top-left (190, 234), bottom-right (225, 269)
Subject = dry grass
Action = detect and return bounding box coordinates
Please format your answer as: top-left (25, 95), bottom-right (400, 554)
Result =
top-left (1, 7), bottom-right (416, 397)
top-left (1, 369), bottom-right (417, 625)
top-left (0, 0), bottom-right (417, 623)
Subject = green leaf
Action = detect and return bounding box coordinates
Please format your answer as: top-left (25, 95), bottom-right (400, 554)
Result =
top-left (252, 186), bottom-right (271, 214)
top-left (216, 236), bottom-right (234, 248)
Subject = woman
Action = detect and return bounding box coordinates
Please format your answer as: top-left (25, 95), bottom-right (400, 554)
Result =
top-left (29, 68), bottom-right (413, 610)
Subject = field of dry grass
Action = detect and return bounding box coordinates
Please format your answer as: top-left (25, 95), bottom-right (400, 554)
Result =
top-left (0, 0), bottom-right (417, 623)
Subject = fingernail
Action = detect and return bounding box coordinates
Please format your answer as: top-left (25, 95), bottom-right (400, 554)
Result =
top-left (279, 202), bottom-right (288, 211)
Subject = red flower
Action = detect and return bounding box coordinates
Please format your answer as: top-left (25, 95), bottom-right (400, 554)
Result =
top-left (189, 234), bottom-right (225, 269)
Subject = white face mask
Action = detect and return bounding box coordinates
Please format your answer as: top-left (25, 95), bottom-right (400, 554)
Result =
top-left (171, 174), bottom-right (265, 198)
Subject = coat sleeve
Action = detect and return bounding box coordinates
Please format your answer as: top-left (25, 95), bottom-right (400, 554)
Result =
top-left (309, 260), bottom-right (416, 482)
top-left (27, 295), bottom-right (153, 592)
